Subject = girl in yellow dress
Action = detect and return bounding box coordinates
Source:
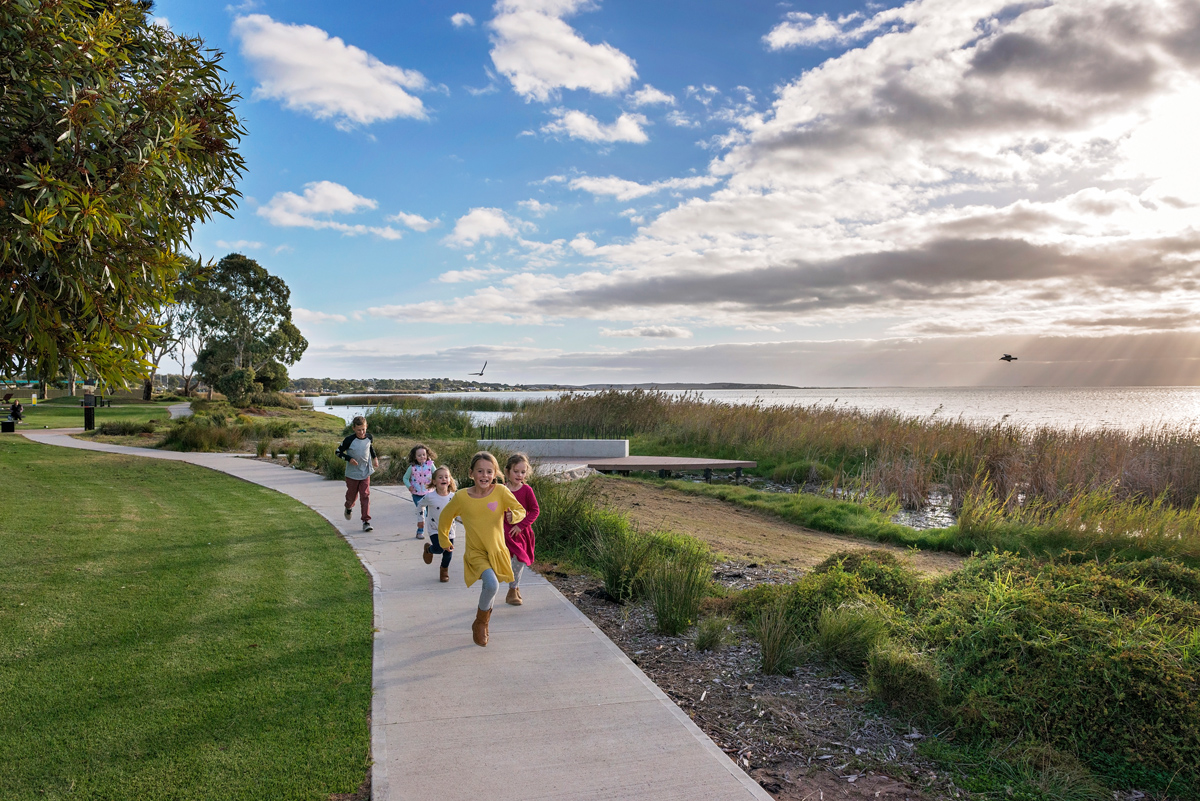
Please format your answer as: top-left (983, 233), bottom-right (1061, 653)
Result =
top-left (437, 451), bottom-right (526, 646)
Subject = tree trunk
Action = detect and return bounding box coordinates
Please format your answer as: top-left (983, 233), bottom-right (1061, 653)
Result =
top-left (69, 364), bottom-right (76, 397)
top-left (143, 378), bottom-right (153, 401)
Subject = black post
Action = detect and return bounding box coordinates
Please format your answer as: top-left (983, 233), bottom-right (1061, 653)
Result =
top-left (704, 468), bottom-right (713, 483)
top-left (84, 406), bottom-right (95, 431)
top-left (659, 469), bottom-right (668, 479)
top-left (735, 467), bottom-right (742, 484)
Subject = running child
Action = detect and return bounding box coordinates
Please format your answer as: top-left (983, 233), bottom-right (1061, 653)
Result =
top-left (502, 452), bottom-right (540, 606)
top-left (436, 451), bottom-right (526, 647)
top-left (403, 444), bottom-right (436, 539)
top-left (336, 415), bottom-right (379, 532)
top-left (419, 466), bottom-right (461, 583)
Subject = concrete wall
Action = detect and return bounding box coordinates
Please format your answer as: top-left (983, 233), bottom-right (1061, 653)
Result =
top-left (478, 439), bottom-right (629, 459)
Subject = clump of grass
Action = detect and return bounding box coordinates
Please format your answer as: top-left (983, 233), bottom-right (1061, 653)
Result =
top-left (256, 438), bottom-right (271, 458)
top-left (286, 447), bottom-right (297, 465)
top-left (643, 544), bottom-right (712, 636)
top-left (814, 604), bottom-right (891, 674)
top-left (355, 407), bottom-right (474, 439)
top-left (813, 549), bottom-right (923, 606)
top-left (590, 523), bottom-right (655, 604)
top-left (866, 642), bottom-right (941, 717)
top-left (162, 418), bottom-right (246, 452)
top-left (297, 441), bottom-right (323, 468)
top-left (749, 603), bottom-right (801, 675)
top-left (695, 616), bottom-right (732, 652)
top-left (770, 459), bottom-right (834, 484)
top-left (317, 450), bottom-right (346, 481)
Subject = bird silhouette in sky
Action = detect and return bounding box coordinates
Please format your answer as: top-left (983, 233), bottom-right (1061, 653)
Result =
top-left (999, 354), bottom-right (1018, 362)
top-left (469, 361), bottom-right (487, 376)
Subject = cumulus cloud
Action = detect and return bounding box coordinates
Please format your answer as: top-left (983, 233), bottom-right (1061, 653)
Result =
top-left (628, 83), bottom-right (675, 106)
top-left (763, 9), bottom-right (909, 50)
top-left (450, 12), bottom-right (475, 27)
top-left (388, 211), bottom-right (440, 231)
top-left (600, 325), bottom-right (693, 339)
top-left (489, 0), bottom-right (638, 101)
top-left (258, 181), bottom-right (402, 239)
top-left (293, 308), bottom-right (349, 324)
top-left (541, 108), bottom-right (649, 143)
top-left (437, 266), bottom-right (508, 283)
top-left (568, 173), bottom-right (719, 200)
top-left (233, 14), bottom-right (427, 128)
top-left (518, 198), bottom-right (557, 216)
top-left (569, 235), bottom-right (597, 253)
top-left (443, 207), bottom-right (535, 247)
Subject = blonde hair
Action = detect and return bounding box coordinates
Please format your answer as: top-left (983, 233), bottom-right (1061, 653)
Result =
top-left (431, 465), bottom-right (457, 492)
top-left (505, 452), bottom-right (531, 476)
top-left (469, 451), bottom-right (500, 473)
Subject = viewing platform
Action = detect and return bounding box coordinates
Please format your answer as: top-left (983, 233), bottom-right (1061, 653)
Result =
top-left (586, 456), bottom-right (756, 482)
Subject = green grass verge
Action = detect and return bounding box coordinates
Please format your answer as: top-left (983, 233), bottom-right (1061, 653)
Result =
top-left (16, 401), bottom-right (176, 429)
top-left (0, 438), bottom-right (372, 800)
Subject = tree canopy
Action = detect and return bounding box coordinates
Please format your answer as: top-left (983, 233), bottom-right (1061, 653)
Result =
top-left (1, 0), bottom-right (246, 385)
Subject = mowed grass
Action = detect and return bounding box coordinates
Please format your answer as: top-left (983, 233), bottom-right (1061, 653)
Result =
top-left (0, 438), bottom-right (372, 800)
top-left (17, 399), bottom-right (176, 429)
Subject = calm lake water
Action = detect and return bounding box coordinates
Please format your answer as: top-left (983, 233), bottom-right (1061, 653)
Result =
top-left (307, 387), bottom-right (1200, 433)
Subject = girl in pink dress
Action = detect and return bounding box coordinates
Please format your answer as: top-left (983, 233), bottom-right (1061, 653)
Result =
top-left (502, 453), bottom-right (540, 606)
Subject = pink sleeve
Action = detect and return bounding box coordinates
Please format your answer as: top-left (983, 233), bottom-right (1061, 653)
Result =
top-left (520, 484), bottom-right (539, 528)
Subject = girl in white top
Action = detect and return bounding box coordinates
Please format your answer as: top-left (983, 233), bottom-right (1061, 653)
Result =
top-left (419, 467), bottom-right (462, 583)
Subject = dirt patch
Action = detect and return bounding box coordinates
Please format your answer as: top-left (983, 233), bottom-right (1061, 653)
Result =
top-left (544, 568), bottom-right (960, 800)
top-left (592, 477), bottom-right (963, 575)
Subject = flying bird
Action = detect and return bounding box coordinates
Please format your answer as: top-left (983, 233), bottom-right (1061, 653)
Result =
top-left (469, 361), bottom-right (487, 376)
top-left (999, 354), bottom-right (1018, 362)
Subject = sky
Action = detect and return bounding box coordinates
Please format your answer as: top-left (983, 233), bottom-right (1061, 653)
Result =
top-left (158, 0), bottom-right (1200, 387)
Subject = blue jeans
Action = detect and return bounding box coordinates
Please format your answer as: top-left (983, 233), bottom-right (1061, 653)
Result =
top-left (427, 530), bottom-right (453, 569)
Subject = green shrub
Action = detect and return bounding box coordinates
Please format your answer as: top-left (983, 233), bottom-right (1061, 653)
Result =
top-left (297, 441), bottom-right (323, 468)
top-left (644, 545), bottom-right (712, 636)
top-left (286, 447), bottom-right (297, 465)
top-left (867, 643), bottom-right (941, 717)
top-left (355, 407), bottom-right (474, 439)
top-left (771, 459), bottom-right (834, 483)
top-left (256, 438), bottom-right (271, 458)
top-left (695, 616), bottom-right (732, 652)
top-left (1106, 556), bottom-right (1200, 603)
top-left (528, 476), bottom-right (605, 563)
top-left (590, 523), bottom-right (655, 604)
top-left (162, 419), bottom-right (246, 452)
top-left (814, 604), bottom-right (891, 674)
top-left (245, 391), bottom-right (301, 409)
top-left (814, 549), bottom-right (923, 606)
top-left (317, 450), bottom-right (346, 481)
top-left (269, 442), bottom-right (280, 459)
top-left (922, 557), bottom-right (1200, 790)
top-left (749, 602), bottom-right (801, 675)
top-left (97, 420), bottom-right (157, 435)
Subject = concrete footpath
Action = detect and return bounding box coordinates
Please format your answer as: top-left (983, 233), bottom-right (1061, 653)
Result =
top-left (22, 429), bottom-right (772, 801)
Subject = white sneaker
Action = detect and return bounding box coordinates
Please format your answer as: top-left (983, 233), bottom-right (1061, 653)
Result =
top-left (363, 521), bottom-right (373, 532)
top-left (343, 507), bottom-right (352, 520)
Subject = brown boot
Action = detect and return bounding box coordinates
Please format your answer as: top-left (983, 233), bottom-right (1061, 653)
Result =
top-left (472, 608), bottom-right (491, 647)
top-left (439, 566), bottom-right (449, 582)
top-left (505, 587), bottom-right (522, 606)
top-left (422, 543), bottom-right (433, 565)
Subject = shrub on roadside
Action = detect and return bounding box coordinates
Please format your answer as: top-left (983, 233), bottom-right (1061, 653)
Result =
top-left (644, 544), bottom-right (712, 636)
top-left (735, 567), bottom-right (869, 636)
top-left (590, 522), bottom-right (655, 604)
top-left (317, 449), bottom-right (346, 481)
top-left (297, 441), bottom-right (322, 468)
top-left (749, 602), bottom-right (802, 675)
top-left (256, 438), bottom-right (271, 458)
top-left (866, 643), bottom-right (941, 717)
top-left (695, 616), bottom-right (732, 652)
top-left (813, 549), bottom-right (923, 606)
top-left (162, 418), bottom-right (246, 452)
top-left (814, 604), bottom-right (891, 675)
top-left (97, 420), bottom-right (158, 436)
top-left (245, 391), bottom-right (301, 409)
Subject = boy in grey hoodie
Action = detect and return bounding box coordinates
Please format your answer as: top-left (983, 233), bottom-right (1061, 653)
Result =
top-left (336, 415), bottom-right (379, 531)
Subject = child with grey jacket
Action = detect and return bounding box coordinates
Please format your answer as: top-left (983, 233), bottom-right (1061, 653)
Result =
top-left (336, 415), bottom-right (379, 531)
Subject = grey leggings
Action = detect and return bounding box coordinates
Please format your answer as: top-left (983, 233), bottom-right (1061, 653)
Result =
top-left (478, 569), bottom-right (499, 611)
top-left (509, 557), bottom-right (526, 589)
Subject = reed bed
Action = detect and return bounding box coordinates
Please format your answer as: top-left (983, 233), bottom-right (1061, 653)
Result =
top-left (327, 395), bottom-right (525, 412)
top-left (510, 390), bottom-right (1200, 510)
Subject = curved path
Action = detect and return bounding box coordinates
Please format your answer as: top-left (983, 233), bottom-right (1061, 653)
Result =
top-left (22, 429), bottom-right (771, 801)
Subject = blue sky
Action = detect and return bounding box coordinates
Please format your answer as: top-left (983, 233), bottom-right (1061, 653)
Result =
top-left (159, 0), bottom-right (1200, 386)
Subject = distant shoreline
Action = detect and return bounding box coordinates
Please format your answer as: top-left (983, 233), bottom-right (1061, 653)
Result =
top-left (576, 382), bottom-right (799, 390)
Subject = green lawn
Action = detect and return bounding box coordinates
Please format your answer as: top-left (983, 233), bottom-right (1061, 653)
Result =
top-left (0, 438), bottom-right (372, 800)
top-left (15, 399), bottom-right (176, 429)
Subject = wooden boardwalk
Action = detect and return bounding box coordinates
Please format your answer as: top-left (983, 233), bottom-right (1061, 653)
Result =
top-left (586, 456), bottom-right (756, 481)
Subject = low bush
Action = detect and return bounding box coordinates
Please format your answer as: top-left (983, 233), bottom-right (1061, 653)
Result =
top-left (317, 450), bottom-right (346, 481)
top-left (245, 391), bottom-right (302, 409)
top-left (356, 407), bottom-right (474, 439)
top-left (749, 602), bottom-right (801, 675)
top-left (590, 523), bottom-right (655, 604)
top-left (770, 459), bottom-right (834, 484)
top-left (866, 643), bottom-right (941, 717)
top-left (162, 419), bottom-right (247, 452)
top-left (297, 441), bottom-right (323, 468)
top-left (814, 604), bottom-right (891, 674)
top-left (694, 616), bottom-right (732, 652)
top-left (813, 549), bottom-right (923, 606)
top-left (256, 438), bottom-right (271, 458)
top-left (736, 567), bottom-right (870, 636)
top-left (644, 545), bottom-right (712, 636)
top-left (97, 420), bottom-right (158, 436)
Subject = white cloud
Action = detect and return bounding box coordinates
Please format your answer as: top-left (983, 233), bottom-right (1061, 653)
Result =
top-left (600, 325), bottom-right (693, 339)
top-left (232, 14), bottom-right (428, 128)
top-left (273, 244), bottom-right (294, 254)
top-left (450, 12), bottom-right (476, 27)
top-left (542, 108), bottom-right (648, 143)
top-left (763, 9), bottom-right (907, 51)
top-left (665, 110), bottom-right (699, 128)
top-left (258, 181), bottom-right (402, 239)
top-left (489, 0), bottom-right (638, 102)
top-left (293, 308), bottom-right (348, 324)
top-left (628, 83), bottom-right (675, 106)
top-left (443, 207), bottom-right (535, 247)
top-left (518, 198), bottom-right (557, 216)
top-left (568, 173), bottom-right (719, 201)
top-left (152, 16), bottom-right (170, 29)
top-left (569, 235), bottom-right (597, 254)
top-left (437, 266), bottom-right (508, 283)
top-left (388, 211), bottom-right (441, 231)
top-left (215, 239), bottom-right (263, 250)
